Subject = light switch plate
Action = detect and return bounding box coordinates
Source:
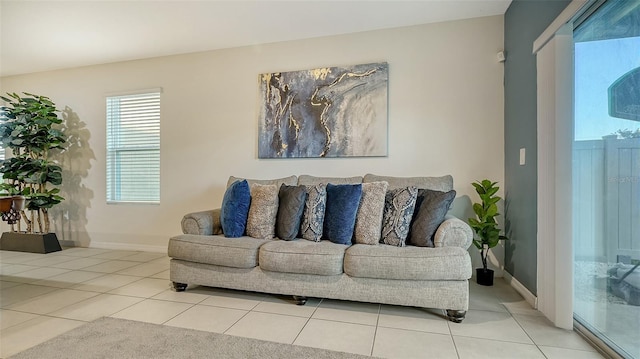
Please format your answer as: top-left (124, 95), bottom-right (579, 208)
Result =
top-left (519, 148), bottom-right (526, 165)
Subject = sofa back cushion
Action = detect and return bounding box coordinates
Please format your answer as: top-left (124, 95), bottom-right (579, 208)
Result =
top-left (275, 185), bottom-right (307, 240)
top-left (363, 174), bottom-right (453, 192)
top-left (354, 181), bottom-right (388, 245)
top-left (227, 175), bottom-right (297, 189)
top-left (323, 183), bottom-right (363, 245)
top-left (300, 184), bottom-right (327, 242)
top-left (246, 183), bottom-right (279, 240)
top-left (298, 175), bottom-right (362, 186)
top-left (220, 180), bottom-right (251, 238)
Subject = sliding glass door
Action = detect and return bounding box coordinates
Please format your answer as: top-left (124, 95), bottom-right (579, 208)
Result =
top-left (573, 2), bottom-right (640, 358)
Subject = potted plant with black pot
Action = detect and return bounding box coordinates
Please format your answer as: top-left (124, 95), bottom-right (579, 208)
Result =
top-left (0, 92), bottom-right (66, 253)
top-left (468, 179), bottom-right (508, 286)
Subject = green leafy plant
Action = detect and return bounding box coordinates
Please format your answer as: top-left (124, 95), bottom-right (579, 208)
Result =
top-left (0, 92), bottom-right (66, 233)
top-left (468, 180), bottom-right (508, 271)
top-left (613, 128), bottom-right (640, 139)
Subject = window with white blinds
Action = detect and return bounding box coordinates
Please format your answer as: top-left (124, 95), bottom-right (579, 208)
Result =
top-left (106, 91), bottom-right (160, 203)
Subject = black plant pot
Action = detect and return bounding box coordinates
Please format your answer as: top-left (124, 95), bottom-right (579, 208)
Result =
top-left (0, 232), bottom-right (62, 254)
top-left (476, 268), bottom-right (494, 286)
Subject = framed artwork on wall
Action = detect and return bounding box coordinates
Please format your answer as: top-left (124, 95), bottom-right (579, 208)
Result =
top-left (257, 62), bottom-right (388, 158)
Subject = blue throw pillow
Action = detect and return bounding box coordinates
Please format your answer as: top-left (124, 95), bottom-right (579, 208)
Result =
top-left (220, 180), bottom-right (251, 238)
top-left (323, 183), bottom-right (363, 245)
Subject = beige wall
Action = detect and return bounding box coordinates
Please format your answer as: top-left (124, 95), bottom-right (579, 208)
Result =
top-left (1, 15), bottom-right (505, 270)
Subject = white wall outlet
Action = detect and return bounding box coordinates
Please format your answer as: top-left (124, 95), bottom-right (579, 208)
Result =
top-left (519, 148), bottom-right (526, 165)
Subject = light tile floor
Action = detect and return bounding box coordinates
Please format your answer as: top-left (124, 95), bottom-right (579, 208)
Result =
top-left (0, 248), bottom-right (605, 358)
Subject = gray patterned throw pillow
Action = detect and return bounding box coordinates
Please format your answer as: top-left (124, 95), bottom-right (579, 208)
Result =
top-left (300, 184), bottom-right (327, 241)
top-left (381, 186), bottom-right (418, 246)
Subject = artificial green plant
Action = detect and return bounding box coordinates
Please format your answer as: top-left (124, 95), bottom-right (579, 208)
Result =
top-left (468, 179), bottom-right (508, 271)
top-left (0, 92), bottom-right (66, 233)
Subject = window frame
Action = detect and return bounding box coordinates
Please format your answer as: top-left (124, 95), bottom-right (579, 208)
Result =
top-left (106, 89), bottom-right (161, 205)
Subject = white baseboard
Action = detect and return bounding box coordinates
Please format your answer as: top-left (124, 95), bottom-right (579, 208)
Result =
top-left (89, 241), bottom-right (166, 253)
top-left (503, 271), bottom-right (538, 309)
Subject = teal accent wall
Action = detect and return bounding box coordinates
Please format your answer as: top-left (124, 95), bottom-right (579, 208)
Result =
top-left (504, 0), bottom-right (571, 295)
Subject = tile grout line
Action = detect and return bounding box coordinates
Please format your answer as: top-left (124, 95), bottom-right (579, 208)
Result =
top-left (220, 298), bottom-right (260, 335)
top-left (0, 286), bottom-right (64, 309)
top-left (101, 276), bottom-right (166, 296)
top-left (446, 310), bottom-right (462, 359)
top-left (100, 293), bottom-right (163, 320)
top-left (300, 301), bottom-right (381, 327)
top-left (72, 291), bottom-right (148, 318)
top-left (0, 311), bottom-right (87, 335)
top-left (369, 304), bottom-right (381, 357)
top-left (451, 333), bottom-right (544, 346)
top-left (0, 312), bottom-right (43, 332)
top-left (67, 275), bottom-right (145, 294)
top-left (291, 298), bottom-right (323, 345)
top-left (509, 313), bottom-right (549, 358)
top-left (151, 288), bottom-right (210, 306)
top-left (374, 323), bottom-right (453, 337)
top-left (159, 301), bottom-right (197, 326)
top-left (3, 289), bottom-right (103, 316)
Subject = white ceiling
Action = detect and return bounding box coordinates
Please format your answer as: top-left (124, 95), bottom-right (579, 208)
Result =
top-left (0, 0), bottom-right (511, 77)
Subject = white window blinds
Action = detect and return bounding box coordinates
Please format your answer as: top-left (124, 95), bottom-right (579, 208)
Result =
top-left (0, 105), bottom-right (5, 163)
top-left (106, 91), bottom-right (160, 203)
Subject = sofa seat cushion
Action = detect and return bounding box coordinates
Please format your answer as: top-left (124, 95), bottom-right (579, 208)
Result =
top-left (168, 234), bottom-right (270, 269)
top-left (344, 244), bottom-right (471, 280)
top-left (259, 240), bottom-right (347, 276)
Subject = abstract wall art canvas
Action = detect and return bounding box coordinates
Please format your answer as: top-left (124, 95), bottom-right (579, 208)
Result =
top-left (258, 62), bottom-right (388, 158)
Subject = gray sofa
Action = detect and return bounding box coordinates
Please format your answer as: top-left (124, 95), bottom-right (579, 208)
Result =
top-left (168, 174), bottom-right (473, 322)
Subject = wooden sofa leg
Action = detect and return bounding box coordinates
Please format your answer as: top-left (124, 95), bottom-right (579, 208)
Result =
top-left (172, 282), bottom-right (187, 292)
top-left (446, 309), bottom-right (466, 323)
top-left (293, 296), bottom-right (307, 305)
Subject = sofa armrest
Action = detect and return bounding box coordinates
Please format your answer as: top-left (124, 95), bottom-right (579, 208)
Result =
top-left (433, 215), bottom-right (473, 249)
top-left (181, 209), bottom-right (223, 235)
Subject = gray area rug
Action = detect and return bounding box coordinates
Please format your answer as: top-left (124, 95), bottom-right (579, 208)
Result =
top-left (9, 317), bottom-right (374, 359)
